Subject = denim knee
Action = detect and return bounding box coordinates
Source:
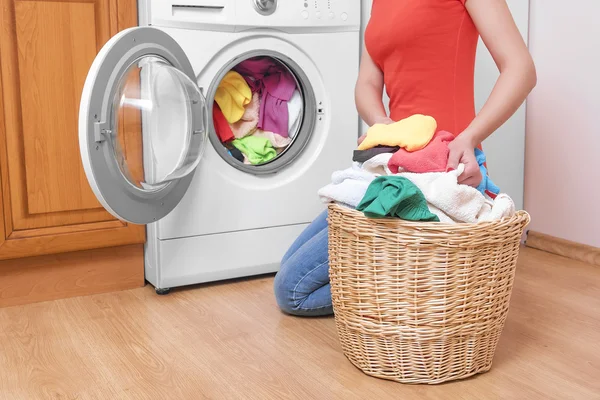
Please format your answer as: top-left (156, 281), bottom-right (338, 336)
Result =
top-left (274, 217), bottom-right (331, 317)
top-left (273, 260), bottom-right (333, 317)
top-left (273, 265), bottom-right (300, 315)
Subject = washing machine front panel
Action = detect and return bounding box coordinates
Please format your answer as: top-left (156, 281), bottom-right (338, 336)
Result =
top-left (154, 30), bottom-right (359, 240)
top-left (79, 27), bottom-right (209, 224)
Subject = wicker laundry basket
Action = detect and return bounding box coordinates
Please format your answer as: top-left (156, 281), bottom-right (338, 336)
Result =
top-left (327, 203), bottom-right (530, 384)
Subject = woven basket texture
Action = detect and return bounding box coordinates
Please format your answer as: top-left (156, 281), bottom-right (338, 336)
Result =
top-left (327, 203), bottom-right (531, 384)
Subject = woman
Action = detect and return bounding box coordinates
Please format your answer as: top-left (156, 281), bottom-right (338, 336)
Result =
top-left (274, 0), bottom-right (536, 316)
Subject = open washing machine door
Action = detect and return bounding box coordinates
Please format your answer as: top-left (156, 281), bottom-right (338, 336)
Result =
top-left (79, 27), bottom-right (208, 224)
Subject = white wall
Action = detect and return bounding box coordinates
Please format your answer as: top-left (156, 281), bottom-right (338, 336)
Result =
top-left (525, 0), bottom-right (600, 247)
top-left (360, 0), bottom-right (529, 209)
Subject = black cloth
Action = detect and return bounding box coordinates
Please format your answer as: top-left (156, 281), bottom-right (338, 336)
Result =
top-left (352, 146), bottom-right (400, 163)
top-left (229, 147), bottom-right (245, 162)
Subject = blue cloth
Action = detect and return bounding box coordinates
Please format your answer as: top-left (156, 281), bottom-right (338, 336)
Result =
top-left (474, 148), bottom-right (500, 197)
top-left (273, 210), bottom-right (333, 316)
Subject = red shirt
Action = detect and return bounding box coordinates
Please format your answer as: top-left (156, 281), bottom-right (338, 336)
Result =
top-left (365, 0), bottom-right (479, 136)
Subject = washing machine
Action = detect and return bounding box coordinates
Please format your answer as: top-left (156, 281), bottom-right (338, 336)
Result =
top-left (78, 0), bottom-right (360, 293)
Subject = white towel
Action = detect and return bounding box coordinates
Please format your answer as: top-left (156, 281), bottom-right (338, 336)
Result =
top-left (397, 165), bottom-right (515, 223)
top-left (396, 165), bottom-right (487, 223)
top-left (318, 163), bottom-right (375, 208)
top-left (287, 90), bottom-right (302, 138)
top-left (318, 162), bottom-right (515, 223)
top-left (478, 193), bottom-right (516, 222)
top-left (361, 153), bottom-right (395, 176)
top-left (427, 204), bottom-right (457, 224)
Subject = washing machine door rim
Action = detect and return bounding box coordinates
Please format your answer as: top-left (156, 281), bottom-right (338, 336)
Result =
top-left (79, 27), bottom-right (208, 225)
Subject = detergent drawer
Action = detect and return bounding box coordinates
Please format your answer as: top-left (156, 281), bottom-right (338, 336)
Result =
top-left (148, 0), bottom-right (236, 31)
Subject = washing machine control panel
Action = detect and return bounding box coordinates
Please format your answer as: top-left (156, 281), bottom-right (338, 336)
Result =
top-left (298, 0), bottom-right (349, 22)
top-left (147, 0), bottom-right (359, 32)
top-left (238, 0), bottom-right (360, 31)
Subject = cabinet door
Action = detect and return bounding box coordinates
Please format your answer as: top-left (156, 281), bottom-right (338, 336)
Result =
top-left (0, 0), bottom-right (144, 260)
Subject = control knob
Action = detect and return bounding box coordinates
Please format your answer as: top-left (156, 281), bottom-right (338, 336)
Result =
top-left (253, 0), bottom-right (277, 16)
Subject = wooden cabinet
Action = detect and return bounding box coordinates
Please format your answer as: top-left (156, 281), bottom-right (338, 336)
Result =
top-left (0, 0), bottom-right (145, 305)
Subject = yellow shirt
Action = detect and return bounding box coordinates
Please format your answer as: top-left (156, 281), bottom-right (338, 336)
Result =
top-left (357, 114), bottom-right (437, 152)
top-left (214, 71), bottom-right (252, 124)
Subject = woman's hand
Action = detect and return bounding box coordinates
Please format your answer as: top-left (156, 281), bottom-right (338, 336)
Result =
top-left (446, 136), bottom-right (482, 188)
top-left (357, 116), bottom-right (394, 145)
top-left (372, 116), bottom-right (394, 125)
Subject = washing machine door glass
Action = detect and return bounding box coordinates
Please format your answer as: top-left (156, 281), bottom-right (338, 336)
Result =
top-left (79, 27), bottom-right (208, 224)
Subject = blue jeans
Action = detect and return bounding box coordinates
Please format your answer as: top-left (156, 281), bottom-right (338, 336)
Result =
top-left (273, 210), bottom-right (333, 316)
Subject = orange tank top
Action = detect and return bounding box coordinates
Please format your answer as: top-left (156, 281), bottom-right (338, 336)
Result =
top-left (365, 0), bottom-right (479, 136)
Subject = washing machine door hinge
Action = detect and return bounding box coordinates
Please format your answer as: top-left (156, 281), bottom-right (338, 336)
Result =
top-left (94, 121), bottom-right (110, 143)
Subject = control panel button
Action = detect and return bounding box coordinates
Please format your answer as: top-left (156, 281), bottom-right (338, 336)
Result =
top-left (316, 11), bottom-right (321, 19)
top-left (329, 11), bottom-right (335, 19)
top-left (301, 10), bottom-right (309, 19)
top-left (341, 12), bottom-right (348, 21)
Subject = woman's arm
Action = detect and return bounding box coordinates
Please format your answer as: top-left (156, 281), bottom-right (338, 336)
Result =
top-left (448, 0), bottom-right (537, 186)
top-left (355, 47), bottom-right (392, 127)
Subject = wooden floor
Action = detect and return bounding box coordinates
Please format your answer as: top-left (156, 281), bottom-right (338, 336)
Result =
top-left (0, 247), bottom-right (598, 400)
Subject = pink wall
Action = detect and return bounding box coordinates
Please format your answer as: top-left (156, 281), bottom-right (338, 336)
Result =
top-left (525, 0), bottom-right (600, 247)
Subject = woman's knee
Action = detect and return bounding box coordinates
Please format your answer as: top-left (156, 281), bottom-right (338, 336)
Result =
top-left (273, 263), bottom-right (302, 315)
top-left (273, 246), bottom-right (332, 316)
top-left (273, 274), bottom-right (331, 317)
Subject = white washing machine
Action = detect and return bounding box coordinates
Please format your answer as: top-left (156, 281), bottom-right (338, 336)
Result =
top-left (78, 0), bottom-right (360, 293)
